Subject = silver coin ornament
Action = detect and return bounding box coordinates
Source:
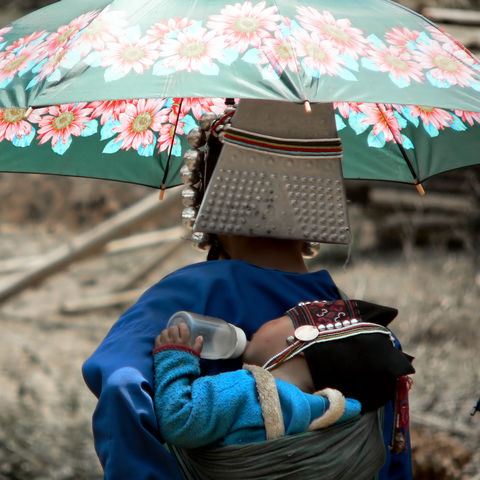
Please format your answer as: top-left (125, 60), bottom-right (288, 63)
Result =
top-left (182, 207), bottom-right (197, 229)
top-left (187, 128), bottom-right (206, 148)
top-left (199, 112), bottom-right (218, 131)
top-left (294, 325), bottom-right (319, 342)
top-left (180, 165), bottom-right (200, 185)
top-left (180, 104), bottom-right (236, 254)
top-left (191, 231), bottom-right (210, 251)
top-left (181, 186), bottom-right (199, 207)
top-left (183, 149), bottom-right (204, 170)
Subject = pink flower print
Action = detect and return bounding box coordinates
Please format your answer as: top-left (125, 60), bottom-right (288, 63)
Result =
top-left (159, 27), bottom-right (223, 72)
top-left (334, 102), bottom-right (362, 119)
top-left (102, 35), bottom-right (159, 78)
top-left (260, 30), bottom-right (298, 74)
top-left (408, 105), bottom-right (456, 131)
top-left (0, 26), bottom-right (13, 43)
top-left (89, 100), bottom-right (129, 125)
top-left (426, 26), bottom-right (479, 68)
top-left (366, 44), bottom-right (424, 86)
top-left (454, 109), bottom-right (480, 127)
top-left (207, 1), bottom-right (281, 53)
top-left (412, 39), bottom-right (477, 88)
top-left (147, 17), bottom-right (195, 45)
top-left (72, 9), bottom-right (129, 56)
top-left (292, 29), bottom-right (346, 77)
top-left (178, 98), bottom-right (227, 119)
top-left (112, 99), bottom-right (169, 152)
top-left (0, 43), bottom-right (42, 84)
top-left (426, 25), bottom-right (457, 47)
top-left (35, 103), bottom-right (95, 151)
top-left (43, 11), bottom-right (99, 56)
top-left (36, 48), bottom-right (68, 81)
top-left (359, 104), bottom-right (402, 143)
top-left (385, 27), bottom-right (419, 50)
top-left (296, 7), bottom-right (369, 60)
top-left (5, 30), bottom-right (46, 53)
top-left (0, 108), bottom-right (33, 142)
top-left (158, 118), bottom-right (186, 154)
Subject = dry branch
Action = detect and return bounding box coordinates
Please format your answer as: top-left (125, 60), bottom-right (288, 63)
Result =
top-left (113, 238), bottom-right (185, 292)
top-left (0, 226), bottom-right (186, 273)
top-left (105, 225), bottom-right (186, 254)
top-left (411, 412), bottom-right (473, 438)
top-left (368, 188), bottom-right (476, 214)
top-left (0, 255), bottom-right (42, 274)
top-left (0, 189), bottom-right (181, 304)
top-left (60, 288), bottom-right (146, 314)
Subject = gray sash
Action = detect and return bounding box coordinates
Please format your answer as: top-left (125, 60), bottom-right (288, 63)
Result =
top-left (169, 365), bottom-right (386, 480)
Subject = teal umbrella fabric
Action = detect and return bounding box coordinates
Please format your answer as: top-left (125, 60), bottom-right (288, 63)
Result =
top-left (0, 0), bottom-right (479, 189)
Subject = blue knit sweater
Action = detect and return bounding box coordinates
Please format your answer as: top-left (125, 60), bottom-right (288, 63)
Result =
top-left (153, 349), bottom-right (361, 448)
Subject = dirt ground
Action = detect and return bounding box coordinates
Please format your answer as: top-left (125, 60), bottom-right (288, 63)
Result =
top-left (0, 173), bottom-right (478, 480)
top-left (0, 0), bottom-right (479, 478)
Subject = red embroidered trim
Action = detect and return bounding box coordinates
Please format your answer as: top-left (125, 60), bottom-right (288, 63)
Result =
top-left (152, 344), bottom-right (200, 358)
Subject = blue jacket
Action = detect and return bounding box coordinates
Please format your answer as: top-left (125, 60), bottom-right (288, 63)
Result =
top-left (82, 259), bottom-right (412, 479)
top-left (153, 349), bottom-right (361, 448)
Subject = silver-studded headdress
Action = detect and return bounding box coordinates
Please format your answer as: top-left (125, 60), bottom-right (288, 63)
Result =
top-left (181, 99), bottom-right (351, 254)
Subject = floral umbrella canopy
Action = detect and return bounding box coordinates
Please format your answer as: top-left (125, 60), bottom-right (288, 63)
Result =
top-left (0, 0), bottom-right (479, 191)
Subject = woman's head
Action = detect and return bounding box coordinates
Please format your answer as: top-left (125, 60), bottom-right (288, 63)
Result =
top-left (180, 99), bottom-right (350, 260)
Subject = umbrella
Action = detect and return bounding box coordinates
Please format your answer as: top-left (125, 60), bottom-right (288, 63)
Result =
top-left (0, 0), bottom-right (479, 192)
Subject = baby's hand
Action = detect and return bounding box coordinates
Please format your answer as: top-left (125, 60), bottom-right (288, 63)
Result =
top-left (155, 323), bottom-right (203, 355)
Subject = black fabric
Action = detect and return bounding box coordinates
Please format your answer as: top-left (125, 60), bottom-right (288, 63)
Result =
top-left (303, 300), bottom-right (415, 412)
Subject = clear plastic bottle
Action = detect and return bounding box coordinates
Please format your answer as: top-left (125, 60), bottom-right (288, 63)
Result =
top-left (166, 311), bottom-right (247, 359)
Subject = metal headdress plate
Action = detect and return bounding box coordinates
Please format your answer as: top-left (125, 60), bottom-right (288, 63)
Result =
top-left (194, 100), bottom-right (351, 244)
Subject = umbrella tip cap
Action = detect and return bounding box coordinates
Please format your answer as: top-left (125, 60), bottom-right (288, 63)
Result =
top-left (304, 100), bottom-right (312, 114)
top-left (415, 182), bottom-right (425, 196)
top-left (159, 184), bottom-right (166, 200)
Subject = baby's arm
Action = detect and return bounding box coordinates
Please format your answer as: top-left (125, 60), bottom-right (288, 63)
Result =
top-left (153, 326), bottom-right (254, 449)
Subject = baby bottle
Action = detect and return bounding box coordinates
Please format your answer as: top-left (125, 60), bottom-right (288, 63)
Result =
top-left (166, 311), bottom-right (247, 360)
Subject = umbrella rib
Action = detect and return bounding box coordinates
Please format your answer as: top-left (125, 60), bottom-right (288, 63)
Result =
top-left (268, 0), bottom-right (307, 103)
top-left (159, 98), bottom-right (184, 199)
top-left (376, 103), bottom-right (425, 195)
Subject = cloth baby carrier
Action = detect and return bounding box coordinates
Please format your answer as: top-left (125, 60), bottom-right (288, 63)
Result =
top-left (168, 364), bottom-right (386, 480)
top-left (168, 298), bottom-right (414, 479)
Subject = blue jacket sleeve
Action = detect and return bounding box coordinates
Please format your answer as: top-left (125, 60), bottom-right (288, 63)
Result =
top-left (153, 349), bottom-right (262, 448)
top-left (91, 365), bottom-right (183, 480)
top-left (81, 272), bottom-right (213, 480)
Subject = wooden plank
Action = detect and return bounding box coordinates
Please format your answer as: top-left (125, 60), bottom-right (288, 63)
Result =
top-left (411, 412), bottom-right (472, 437)
top-left (60, 239), bottom-right (188, 313)
top-left (423, 7), bottom-right (480, 26)
top-left (0, 255), bottom-right (42, 274)
top-left (0, 225), bottom-right (186, 273)
top-left (105, 225), bottom-right (186, 254)
top-left (381, 212), bottom-right (469, 229)
top-left (0, 188), bottom-right (181, 304)
top-left (113, 238), bottom-right (185, 292)
top-left (60, 288), bottom-right (146, 314)
top-left (369, 188), bottom-right (476, 213)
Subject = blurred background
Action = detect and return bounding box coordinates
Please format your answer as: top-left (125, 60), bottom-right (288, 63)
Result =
top-left (0, 1), bottom-right (479, 479)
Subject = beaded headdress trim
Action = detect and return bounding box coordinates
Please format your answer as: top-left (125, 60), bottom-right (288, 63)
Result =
top-left (222, 126), bottom-right (343, 157)
top-left (262, 300), bottom-right (394, 371)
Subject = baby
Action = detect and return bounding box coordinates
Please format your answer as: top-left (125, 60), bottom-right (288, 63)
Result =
top-left (152, 302), bottom-right (374, 449)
